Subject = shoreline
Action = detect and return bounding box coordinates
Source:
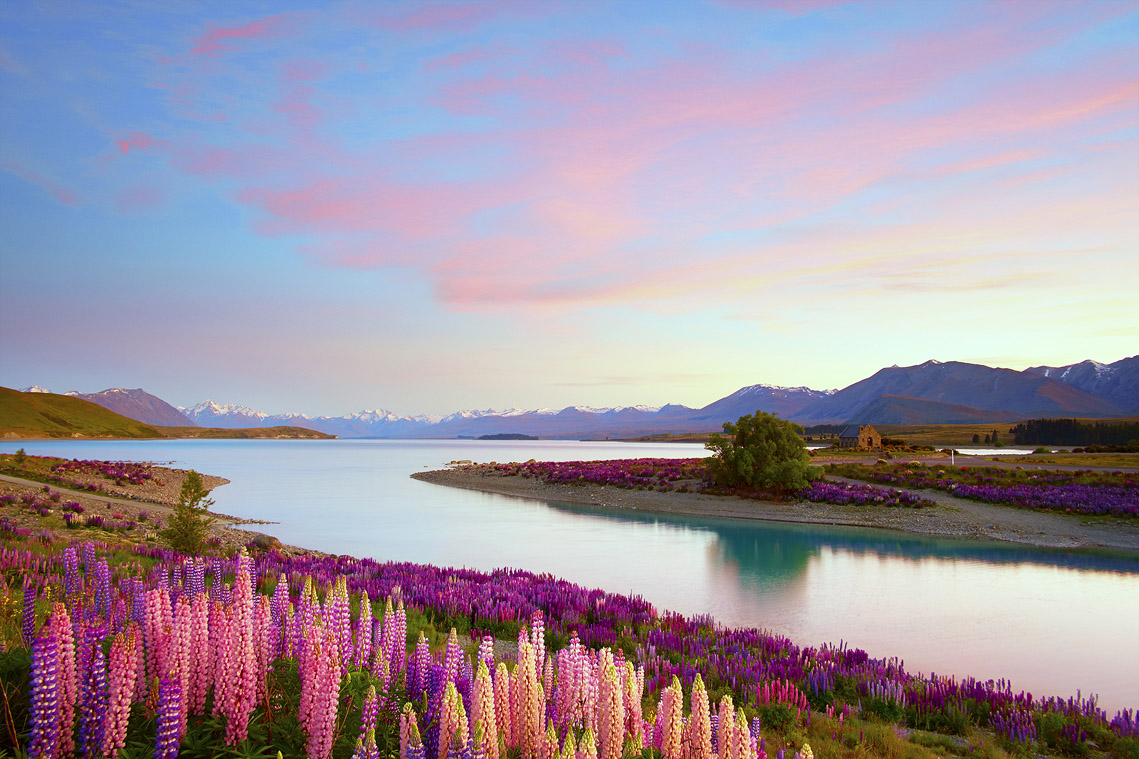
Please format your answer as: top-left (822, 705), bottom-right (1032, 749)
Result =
top-left (412, 463), bottom-right (1139, 552)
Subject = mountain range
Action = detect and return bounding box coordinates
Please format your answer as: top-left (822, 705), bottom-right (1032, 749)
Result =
top-left (23, 355), bottom-right (1136, 439)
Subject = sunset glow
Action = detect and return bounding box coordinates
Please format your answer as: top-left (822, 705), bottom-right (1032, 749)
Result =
top-left (1, 1), bottom-right (1136, 415)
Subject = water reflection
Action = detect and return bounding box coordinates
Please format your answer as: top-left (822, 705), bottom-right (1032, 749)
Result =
top-left (546, 499), bottom-right (1139, 575)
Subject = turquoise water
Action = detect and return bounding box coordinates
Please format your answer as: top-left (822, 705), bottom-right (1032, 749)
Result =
top-left (2, 438), bottom-right (1137, 713)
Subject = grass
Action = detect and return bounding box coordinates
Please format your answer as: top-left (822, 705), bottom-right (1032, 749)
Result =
top-left (0, 386), bottom-right (334, 440)
top-left (0, 386), bottom-right (161, 439)
top-left (994, 454), bottom-right (1139, 468)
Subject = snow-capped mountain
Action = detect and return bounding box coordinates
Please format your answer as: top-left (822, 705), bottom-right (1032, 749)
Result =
top-left (63, 388), bottom-right (195, 427)
top-left (20, 386), bottom-right (52, 393)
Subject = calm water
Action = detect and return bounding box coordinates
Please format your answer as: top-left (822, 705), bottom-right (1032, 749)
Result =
top-left (3, 439), bottom-right (1137, 713)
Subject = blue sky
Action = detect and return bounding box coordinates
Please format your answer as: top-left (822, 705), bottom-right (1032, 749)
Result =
top-left (1, 0), bottom-right (1136, 416)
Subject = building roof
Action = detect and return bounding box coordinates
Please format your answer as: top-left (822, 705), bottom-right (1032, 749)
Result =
top-left (838, 424), bottom-right (863, 438)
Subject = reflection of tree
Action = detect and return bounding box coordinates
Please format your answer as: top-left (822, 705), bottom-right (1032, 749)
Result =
top-left (544, 499), bottom-right (1139, 577)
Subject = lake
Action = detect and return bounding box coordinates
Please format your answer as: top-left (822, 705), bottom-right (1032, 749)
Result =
top-left (2, 438), bottom-right (1136, 713)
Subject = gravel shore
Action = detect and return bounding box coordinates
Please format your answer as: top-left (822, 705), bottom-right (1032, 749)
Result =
top-left (412, 460), bottom-right (1139, 552)
top-left (0, 463), bottom-right (316, 556)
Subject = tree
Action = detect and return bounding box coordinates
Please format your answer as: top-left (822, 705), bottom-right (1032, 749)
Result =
top-left (160, 470), bottom-right (216, 554)
top-left (705, 411), bottom-right (821, 493)
top-left (972, 434), bottom-right (980, 444)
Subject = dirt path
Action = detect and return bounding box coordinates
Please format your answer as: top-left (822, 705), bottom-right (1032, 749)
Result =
top-left (413, 466), bottom-right (1139, 552)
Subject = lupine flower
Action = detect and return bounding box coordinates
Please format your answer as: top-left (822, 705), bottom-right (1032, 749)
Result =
top-left (154, 671), bottom-right (182, 759)
top-left (28, 630), bottom-right (60, 759)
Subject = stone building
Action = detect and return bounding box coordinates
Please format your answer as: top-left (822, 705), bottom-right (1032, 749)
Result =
top-left (837, 424), bottom-right (882, 449)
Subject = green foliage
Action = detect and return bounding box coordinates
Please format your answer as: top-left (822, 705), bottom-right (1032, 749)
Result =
top-left (159, 470), bottom-right (216, 555)
top-left (12, 449), bottom-right (24, 466)
top-left (705, 411), bottom-right (821, 493)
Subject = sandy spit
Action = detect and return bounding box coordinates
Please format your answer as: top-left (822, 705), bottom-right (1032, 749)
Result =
top-left (411, 464), bottom-right (1139, 553)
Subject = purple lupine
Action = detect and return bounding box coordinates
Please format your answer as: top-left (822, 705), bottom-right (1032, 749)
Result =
top-left (22, 579), bottom-right (37, 648)
top-left (155, 671), bottom-right (182, 759)
top-left (76, 629), bottom-right (108, 759)
top-left (28, 631), bottom-right (60, 759)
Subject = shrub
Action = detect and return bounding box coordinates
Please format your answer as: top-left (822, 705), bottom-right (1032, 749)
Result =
top-left (705, 411), bottom-right (821, 493)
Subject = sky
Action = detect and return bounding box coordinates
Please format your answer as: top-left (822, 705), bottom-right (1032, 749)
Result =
top-left (1, 0), bottom-right (1136, 417)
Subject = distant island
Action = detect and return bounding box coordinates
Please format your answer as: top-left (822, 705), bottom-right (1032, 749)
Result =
top-left (477, 433), bottom-right (539, 440)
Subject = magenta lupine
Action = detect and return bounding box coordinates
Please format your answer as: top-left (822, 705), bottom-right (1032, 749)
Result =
top-left (154, 671), bottom-right (182, 759)
top-left (403, 706), bottom-right (426, 759)
top-left (411, 632), bottom-right (431, 701)
top-left (358, 684), bottom-right (379, 747)
top-left (28, 630), bottom-right (60, 759)
top-left (478, 634), bottom-right (495, 671)
top-left (443, 628), bottom-right (463, 686)
top-left (102, 628), bottom-right (138, 758)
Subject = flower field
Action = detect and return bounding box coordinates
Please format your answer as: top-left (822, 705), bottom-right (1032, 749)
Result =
top-left (476, 460), bottom-right (934, 508)
top-left (825, 463), bottom-right (1139, 517)
top-left (1, 531), bottom-right (1136, 759)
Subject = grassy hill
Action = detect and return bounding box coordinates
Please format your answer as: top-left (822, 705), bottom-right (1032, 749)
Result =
top-left (0, 387), bottom-right (334, 439)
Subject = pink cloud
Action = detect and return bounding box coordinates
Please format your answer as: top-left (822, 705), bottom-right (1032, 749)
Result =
top-left (115, 186), bottom-right (165, 214)
top-left (116, 132), bottom-right (156, 154)
top-left (423, 45), bottom-right (519, 73)
top-left (0, 160), bottom-right (80, 206)
top-left (190, 14), bottom-right (291, 56)
top-left (176, 145), bottom-right (288, 177)
top-left (283, 60), bottom-right (327, 84)
top-left (365, 1), bottom-right (535, 32)
top-left (274, 85), bottom-right (322, 132)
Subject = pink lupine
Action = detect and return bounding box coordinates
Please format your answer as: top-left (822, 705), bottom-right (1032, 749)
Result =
top-left (143, 586), bottom-right (172, 685)
top-left (513, 640), bottom-right (543, 759)
top-left (400, 703), bottom-right (420, 759)
top-left (300, 626), bottom-right (341, 759)
top-left (717, 696), bottom-right (737, 759)
top-left (622, 663), bottom-right (644, 751)
top-left (494, 662), bottom-right (513, 749)
top-left (355, 590), bottom-right (373, 669)
top-left (471, 661), bottom-right (500, 759)
top-left (254, 595), bottom-right (273, 703)
top-left (218, 553), bottom-right (258, 744)
top-left (171, 597), bottom-right (193, 735)
top-left (597, 660), bottom-right (624, 759)
top-left (687, 674), bottom-right (712, 759)
top-left (656, 677), bottom-right (684, 759)
top-left (731, 712), bottom-right (754, 759)
top-left (541, 723), bottom-right (559, 759)
top-left (103, 628), bottom-right (139, 758)
top-left (437, 681), bottom-right (470, 759)
top-left (578, 726), bottom-right (599, 759)
top-left (559, 730), bottom-right (576, 759)
top-left (47, 603), bottom-right (77, 756)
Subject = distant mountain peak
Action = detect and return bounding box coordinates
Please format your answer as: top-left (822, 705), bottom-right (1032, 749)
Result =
top-left (20, 385), bottom-right (52, 393)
